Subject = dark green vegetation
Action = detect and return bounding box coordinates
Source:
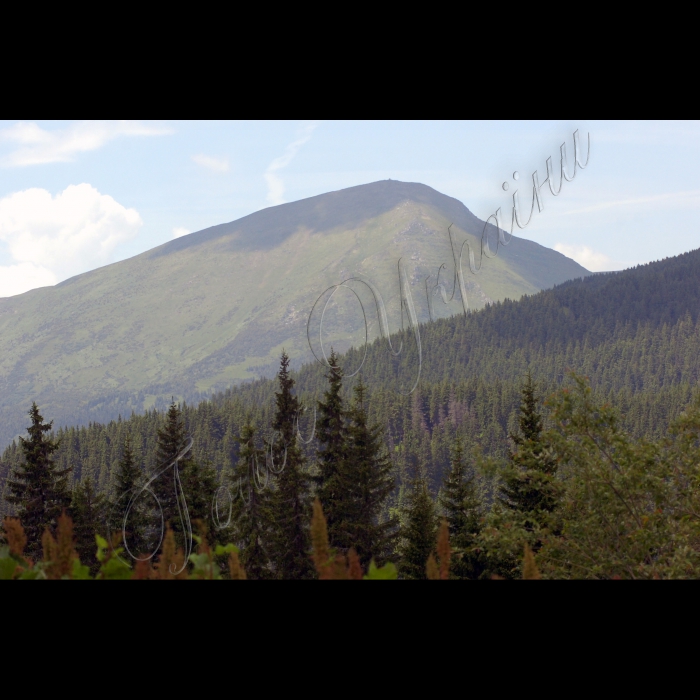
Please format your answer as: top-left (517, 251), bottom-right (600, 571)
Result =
top-left (4, 404), bottom-right (70, 559)
top-left (0, 180), bottom-right (589, 451)
top-left (438, 440), bottom-right (484, 579)
top-left (6, 369), bottom-right (700, 579)
top-left (3, 243), bottom-right (692, 509)
top-left (4, 242), bottom-right (700, 578)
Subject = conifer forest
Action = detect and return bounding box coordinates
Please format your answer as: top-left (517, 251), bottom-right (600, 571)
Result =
top-left (4, 245), bottom-right (700, 581)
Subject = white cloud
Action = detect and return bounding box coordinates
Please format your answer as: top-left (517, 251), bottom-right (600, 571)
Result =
top-left (172, 227), bottom-right (190, 239)
top-left (554, 243), bottom-right (614, 272)
top-left (265, 121), bottom-right (320, 206)
top-left (0, 120), bottom-right (173, 167)
top-left (0, 262), bottom-right (56, 298)
top-left (192, 153), bottom-right (229, 172)
top-left (0, 184), bottom-right (142, 297)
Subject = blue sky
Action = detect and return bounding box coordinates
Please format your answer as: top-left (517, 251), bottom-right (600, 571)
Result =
top-left (1, 120), bottom-right (698, 297)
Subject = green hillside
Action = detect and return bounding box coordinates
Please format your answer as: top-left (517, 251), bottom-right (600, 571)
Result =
top-left (0, 180), bottom-right (589, 450)
top-left (2, 246), bottom-right (698, 518)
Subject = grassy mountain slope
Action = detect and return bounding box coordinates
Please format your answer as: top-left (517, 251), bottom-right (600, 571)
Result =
top-left (0, 180), bottom-right (589, 449)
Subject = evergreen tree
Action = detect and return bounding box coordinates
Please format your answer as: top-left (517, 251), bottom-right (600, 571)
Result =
top-left (109, 434), bottom-right (148, 558)
top-left (343, 379), bottom-right (396, 567)
top-left (314, 349), bottom-right (350, 550)
top-left (438, 439), bottom-right (484, 579)
top-left (398, 476), bottom-right (437, 580)
top-left (230, 423), bottom-right (272, 579)
top-left (153, 400), bottom-right (191, 536)
top-left (268, 351), bottom-right (313, 580)
top-left (180, 458), bottom-right (220, 546)
top-left (71, 476), bottom-right (107, 573)
top-left (498, 372), bottom-right (559, 539)
top-left (5, 403), bottom-right (71, 557)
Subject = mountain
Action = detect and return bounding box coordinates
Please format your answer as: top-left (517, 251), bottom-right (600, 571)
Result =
top-left (0, 180), bottom-right (590, 449)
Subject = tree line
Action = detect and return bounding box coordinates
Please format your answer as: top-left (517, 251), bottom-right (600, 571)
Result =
top-left (6, 247), bottom-right (700, 577)
top-left (7, 343), bottom-right (700, 579)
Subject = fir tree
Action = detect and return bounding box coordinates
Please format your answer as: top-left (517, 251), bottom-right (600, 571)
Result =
top-left (71, 476), bottom-right (107, 573)
top-left (314, 349), bottom-right (350, 550)
top-left (498, 372), bottom-right (559, 542)
top-left (438, 439), bottom-right (484, 579)
top-left (5, 403), bottom-right (71, 557)
top-left (398, 476), bottom-right (437, 580)
top-left (268, 351), bottom-right (313, 580)
top-left (230, 423), bottom-right (272, 579)
top-left (343, 379), bottom-right (396, 566)
top-left (109, 434), bottom-right (148, 557)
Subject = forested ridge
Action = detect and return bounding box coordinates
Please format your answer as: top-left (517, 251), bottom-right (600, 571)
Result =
top-left (3, 247), bottom-right (700, 579)
top-left (3, 247), bottom-right (697, 504)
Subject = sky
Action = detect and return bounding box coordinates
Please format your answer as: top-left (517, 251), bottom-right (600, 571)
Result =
top-left (1, 119), bottom-right (698, 298)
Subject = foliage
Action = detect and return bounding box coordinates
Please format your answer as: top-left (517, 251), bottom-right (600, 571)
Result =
top-left (0, 512), bottom-right (248, 581)
top-left (436, 519), bottom-right (451, 580)
top-left (342, 379), bottom-right (397, 566)
top-left (8, 241), bottom-right (700, 579)
top-left (229, 424), bottom-right (273, 579)
top-left (538, 374), bottom-right (700, 579)
top-left (363, 559), bottom-right (398, 580)
top-left (268, 351), bottom-right (313, 580)
top-left (499, 372), bottom-right (559, 535)
top-left (189, 522), bottom-right (239, 580)
top-left (71, 477), bottom-right (108, 573)
top-left (310, 498), bottom-right (399, 580)
top-left (398, 477), bottom-right (437, 580)
top-left (94, 534), bottom-right (133, 580)
top-left (522, 543), bottom-right (541, 580)
top-left (314, 350), bottom-right (350, 551)
top-left (479, 373), bottom-right (561, 578)
top-left (180, 458), bottom-right (220, 545)
top-left (310, 497), bottom-right (346, 580)
top-left (4, 404), bottom-right (71, 556)
top-left (108, 434), bottom-right (149, 559)
top-left (0, 517), bottom-right (36, 580)
top-left (438, 439), bottom-right (484, 579)
top-left (153, 401), bottom-right (192, 538)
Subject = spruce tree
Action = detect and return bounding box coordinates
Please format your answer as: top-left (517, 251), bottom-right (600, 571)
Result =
top-left (154, 400), bottom-right (191, 537)
top-left (398, 476), bottom-right (437, 580)
top-left (268, 351), bottom-right (313, 580)
top-left (314, 349), bottom-right (350, 550)
top-left (498, 372), bottom-right (558, 544)
top-left (180, 458), bottom-right (220, 545)
top-left (6, 403), bottom-right (71, 557)
top-left (231, 423), bottom-right (272, 579)
top-left (438, 439), bottom-right (484, 579)
top-left (109, 434), bottom-right (148, 557)
top-left (71, 476), bottom-right (107, 573)
top-left (343, 379), bottom-right (397, 567)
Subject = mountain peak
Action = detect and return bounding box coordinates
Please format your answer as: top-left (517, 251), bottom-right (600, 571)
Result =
top-left (152, 179), bottom-right (481, 258)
